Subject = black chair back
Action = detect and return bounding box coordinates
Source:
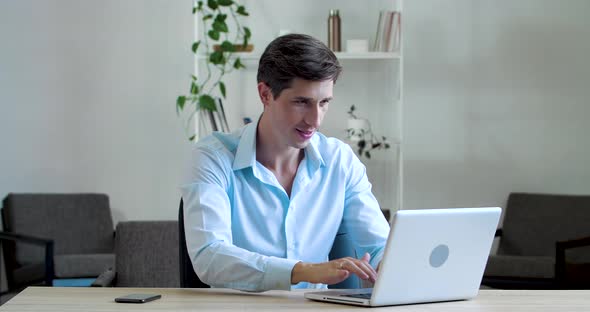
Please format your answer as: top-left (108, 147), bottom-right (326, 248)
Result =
top-left (178, 199), bottom-right (210, 288)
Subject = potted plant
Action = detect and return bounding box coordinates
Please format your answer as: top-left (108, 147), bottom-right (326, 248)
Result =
top-left (176, 0), bottom-right (252, 141)
top-left (346, 105), bottom-right (391, 159)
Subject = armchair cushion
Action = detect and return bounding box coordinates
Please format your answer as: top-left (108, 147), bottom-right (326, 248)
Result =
top-left (485, 255), bottom-right (554, 279)
top-left (12, 263), bottom-right (45, 287)
top-left (54, 254), bottom-right (115, 278)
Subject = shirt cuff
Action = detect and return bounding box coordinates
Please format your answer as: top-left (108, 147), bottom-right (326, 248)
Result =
top-left (262, 257), bottom-right (300, 290)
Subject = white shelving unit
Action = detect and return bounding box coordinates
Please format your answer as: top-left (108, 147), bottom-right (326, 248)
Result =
top-left (197, 52), bottom-right (400, 60)
top-left (194, 0), bottom-right (403, 212)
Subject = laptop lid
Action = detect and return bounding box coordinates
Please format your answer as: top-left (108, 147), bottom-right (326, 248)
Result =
top-left (305, 207), bottom-right (501, 307)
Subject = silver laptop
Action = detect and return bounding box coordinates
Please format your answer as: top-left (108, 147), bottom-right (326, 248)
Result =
top-left (305, 207), bottom-right (501, 307)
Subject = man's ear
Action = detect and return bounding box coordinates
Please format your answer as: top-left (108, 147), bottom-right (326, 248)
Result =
top-left (257, 82), bottom-right (272, 107)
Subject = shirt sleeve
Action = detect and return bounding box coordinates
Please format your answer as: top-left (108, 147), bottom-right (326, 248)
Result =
top-left (180, 144), bottom-right (299, 291)
top-left (341, 146), bottom-right (391, 268)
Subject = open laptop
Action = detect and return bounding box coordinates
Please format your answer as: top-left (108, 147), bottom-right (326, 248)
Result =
top-left (305, 207), bottom-right (501, 307)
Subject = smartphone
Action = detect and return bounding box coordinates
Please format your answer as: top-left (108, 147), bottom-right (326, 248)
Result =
top-left (114, 293), bottom-right (161, 303)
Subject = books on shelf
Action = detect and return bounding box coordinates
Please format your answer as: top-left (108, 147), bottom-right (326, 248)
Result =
top-left (373, 10), bottom-right (401, 52)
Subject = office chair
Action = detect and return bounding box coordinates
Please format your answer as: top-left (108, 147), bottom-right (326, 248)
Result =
top-left (178, 199), bottom-right (210, 288)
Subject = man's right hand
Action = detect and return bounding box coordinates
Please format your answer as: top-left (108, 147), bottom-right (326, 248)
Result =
top-left (291, 253), bottom-right (377, 285)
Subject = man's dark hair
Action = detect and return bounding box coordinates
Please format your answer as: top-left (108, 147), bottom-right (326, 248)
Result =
top-left (257, 33), bottom-right (342, 99)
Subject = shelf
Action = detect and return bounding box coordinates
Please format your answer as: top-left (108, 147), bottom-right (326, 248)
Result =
top-left (196, 51), bottom-right (400, 61)
top-left (335, 52), bottom-right (400, 59)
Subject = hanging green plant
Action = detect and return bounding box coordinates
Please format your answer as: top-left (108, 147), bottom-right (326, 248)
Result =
top-left (176, 0), bottom-right (252, 141)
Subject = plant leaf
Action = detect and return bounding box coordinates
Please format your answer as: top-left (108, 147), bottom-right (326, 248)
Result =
top-left (209, 51), bottom-right (224, 65)
top-left (192, 75), bottom-right (197, 81)
top-left (243, 26), bottom-right (251, 38)
top-left (233, 58), bottom-right (245, 69)
top-left (207, 0), bottom-right (218, 10)
top-left (190, 82), bottom-right (199, 95)
top-left (365, 151), bottom-right (371, 159)
top-left (199, 94), bottom-right (217, 111)
top-left (217, 0), bottom-right (233, 6)
top-left (215, 13), bottom-right (227, 22)
top-left (191, 41), bottom-right (200, 53)
top-left (220, 40), bottom-right (235, 52)
top-left (212, 20), bottom-right (228, 33)
top-left (203, 14), bottom-right (213, 20)
top-left (189, 134), bottom-right (196, 141)
top-left (236, 5), bottom-right (249, 16)
top-left (176, 95), bottom-right (186, 114)
top-left (219, 82), bottom-right (226, 98)
top-left (208, 29), bottom-right (220, 41)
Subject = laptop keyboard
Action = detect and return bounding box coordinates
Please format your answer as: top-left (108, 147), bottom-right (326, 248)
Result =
top-left (341, 292), bottom-right (372, 299)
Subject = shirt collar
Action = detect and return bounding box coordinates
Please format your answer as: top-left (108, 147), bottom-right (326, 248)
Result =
top-left (232, 119), bottom-right (326, 171)
top-left (232, 121), bottom-right (258, 171)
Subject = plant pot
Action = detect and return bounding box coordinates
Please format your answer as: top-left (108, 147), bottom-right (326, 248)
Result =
top-left (213, 44), bottom-right (254, 53)
top-left (347, 118), bottom-right (369, 142)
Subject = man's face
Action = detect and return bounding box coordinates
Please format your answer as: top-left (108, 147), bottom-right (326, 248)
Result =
top-left (260, 78), bottom-right (333, 149)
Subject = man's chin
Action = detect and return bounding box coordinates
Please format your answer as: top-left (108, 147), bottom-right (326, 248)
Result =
top-left (292, 140), bottom-right (310, 150)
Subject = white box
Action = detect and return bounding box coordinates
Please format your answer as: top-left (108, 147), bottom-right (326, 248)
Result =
top-left (346, 39), bottom-right (369, 53)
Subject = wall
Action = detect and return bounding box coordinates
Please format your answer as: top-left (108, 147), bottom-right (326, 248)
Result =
top-left (2, 0), bottom-right (588, 223)
top-left (0, 0), bottom-right (193, 224)
top-left (1, 0), bottom-right (589, 295)
top-left (403, 0), bottom-right (590, 211)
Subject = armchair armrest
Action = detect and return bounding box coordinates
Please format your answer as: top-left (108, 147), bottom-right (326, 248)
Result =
top-left (554, 235), bottom-right (590, 283)
top-left (91, 267), bottom-right (116, 287)
top-left (0, 231), bottom-right (55, 287)
top-left (556, 235), bottom-right (590, 250)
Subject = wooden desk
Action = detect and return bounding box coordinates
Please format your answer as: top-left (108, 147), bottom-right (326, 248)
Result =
top-left (1, 287), bottom-right (589, 311)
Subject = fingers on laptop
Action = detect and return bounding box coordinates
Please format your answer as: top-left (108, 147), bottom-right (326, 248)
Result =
top-left (337, 257), bottom-right (377, 283)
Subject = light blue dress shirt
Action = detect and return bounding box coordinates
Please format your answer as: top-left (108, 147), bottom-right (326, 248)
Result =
top-left (180, 121), bottom-right (390, 291)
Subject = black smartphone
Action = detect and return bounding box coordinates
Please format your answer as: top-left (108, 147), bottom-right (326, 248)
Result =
top-left (114, 293), bottom-right (161, 303)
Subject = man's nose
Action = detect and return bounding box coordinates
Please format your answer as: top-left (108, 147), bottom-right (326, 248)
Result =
top-left (305, 104), bottom-right (322, 128)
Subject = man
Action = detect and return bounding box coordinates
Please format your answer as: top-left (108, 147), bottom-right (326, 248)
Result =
top-left (181, 34), bottom-right (390, 291)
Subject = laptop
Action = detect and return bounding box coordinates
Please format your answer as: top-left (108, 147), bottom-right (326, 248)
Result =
top-left (305, 207), bottom-right (501, 307)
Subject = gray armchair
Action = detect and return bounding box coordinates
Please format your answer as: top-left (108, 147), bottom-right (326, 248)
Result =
top-left (0, 193), bottom-right (115, 293)
top-left (482, 192), bottom-right (590, 289)
top-left (97, 221), bottom-right (179, 287)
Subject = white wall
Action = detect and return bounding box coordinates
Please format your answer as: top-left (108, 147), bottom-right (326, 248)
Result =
top-left (403, 0), bottom-right (590, 210)
top-left (0, 0), bottom-right (194, 224)
top-left (2, 0), bottom-right (587, 224)
top-left (0, 0), bottom-right (589, 232)
top-left (1, 0), bottom-right (589, 294)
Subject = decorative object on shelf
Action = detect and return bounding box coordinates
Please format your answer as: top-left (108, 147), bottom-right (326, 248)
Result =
top-left (346, 39), bottom-right (369, 53)
top-left (213, 43), bottom-right (253, 52)
top-left (327, 9), bottom-right (341, 52)
top-left (373, 10), bottom-right (401, 52)
top-left (346, 105), bottom-right (391, 159)
top-left (176, 0), bottom-right (252, 141)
